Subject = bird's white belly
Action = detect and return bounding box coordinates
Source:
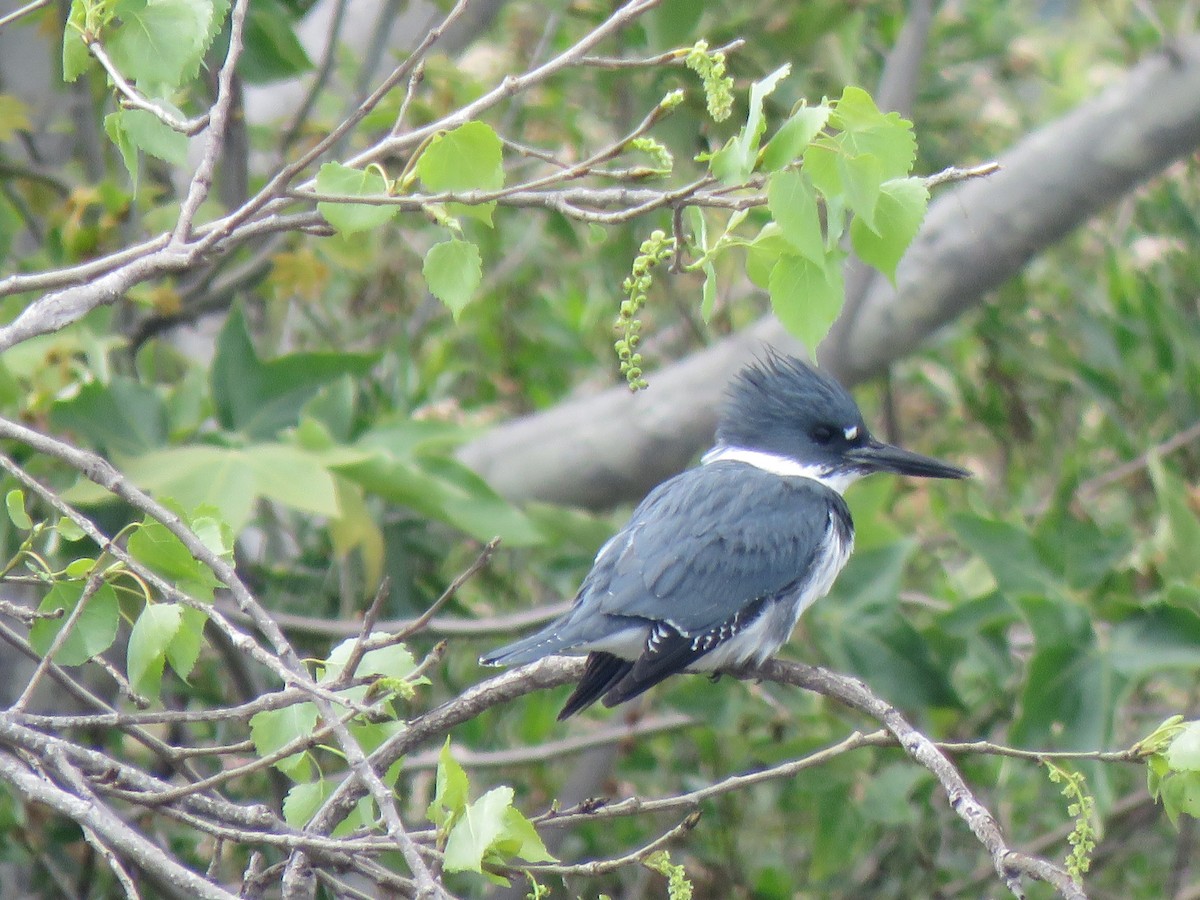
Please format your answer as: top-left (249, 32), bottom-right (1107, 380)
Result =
top-left (686, 515), bottom-right (853, 671)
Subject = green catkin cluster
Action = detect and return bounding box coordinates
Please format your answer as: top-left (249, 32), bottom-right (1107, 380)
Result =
top-left (644, 851), bottom-right (694, 900)
top-left (616, 230), bottom-right (675, 391)
top-left (684, 40), bottom-right (734, 122)
top-left (627, 136), bottom-right (674, 175)
top-left (1045, 762), bottom-right (1097, 882)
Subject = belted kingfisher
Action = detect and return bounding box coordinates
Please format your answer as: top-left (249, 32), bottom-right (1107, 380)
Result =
top-left (481, 354), bottom-right (968, 719)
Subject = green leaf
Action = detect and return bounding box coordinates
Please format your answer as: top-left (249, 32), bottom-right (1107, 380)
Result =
top-left (1016, 595), bottom-right (1092, 649)
top-left (30, 582), bottom-right (120, 666)
top-left (283, 779), bottom-right (332, 828)
top-left (211, 306), bottom-right (376, 439)
top-left (63, 0), bottom-right (90, 82)
top-left (761, 104), bottom-right (832, 171)
top-left (349, 721), bottom-right (406, 787)
top-left (1167, 723), bottom-right (1200, 772)
top-left (814, 542), bottom-right (959, 710)
top-left (189, 509), bottom-right (235, 558)
top-left (1148, 456), bottom-right (1200, 582)
top-left (242, 443), bottom-right (342, 518)
top-left (494, 806), bottom-right (555, 864)
top-left (827, 541), bottom-right (915, 610)
top-left (322, 637), bottom-right (420, 683)
top-left (1034, 509), bottom-right (1130, 591)
top-left (70, 444), bottom-right (343, 535)
top-left (415, 121), bottom-right (504, 225)
top-left (768, 253), bottom-right (844, 355)
top-left (115, 108), bottom-right (189, 165)
top-left (302, 376), bottom-right (357, 443)
top-left (127, 603), bottom-right (183, 700)
top-left (1012, 635), bottom-right (1118, 750)
top-left (50, 376), bottom-right (168, 456)
top-left (745, 223), bottom-right (791, 289)
top-left (128, 516), bottom-right (222, 600)
top-left (108, 0), bottom-right (217, 89)
top-left (423, 239), bottom-right (482, 318)
top-left (837, 152), bottom-right (884, 231)
top-left (685, 207), bottom-right (718, 321)
top-left (250, 702), bottom-right (319, 780)
top-left (802, 143), bottom-right (841, 204)
top-left (166, 606), bottom-right (208, 681)
top-left (334, 448), bottom-right (541, 545)
top-left (709, 64), bottom-right (791, 184)
top-left (73, 445), bottom-right (254, 532)
top-left (427, 739), bottom-right (470, 829)
top-left (700, 257), bottom-right (718, 322)
top-left (830, 86), bottom-right (916, 181)
top-left (820, 602), bottom-right (950, 715)
top-left (952, 514), bottom-right (1057, 597)
top-left (443, 786), bottom-right (514, 873)
top-left (329, 476), bottom-right (385, 585)
top-left (1160, 770), bottom-right (1200, 824)
top-left (315, 162), bottom-right (398, 235)
top-left (56, 518), bottom-right (88, 542)
top-left (1110, 606), bottom-right (1200, 677)
top-left (239, 0), bottom-right (313, 83)
top-left (104, 112), bottom-right (140, 187)
top-left (767, 170), bottom-right (824, 265)
top-left (320, 635), bottom-right (424, 706)
top-left (860, 764), bottom-right (927, 826)
top-left (809, 787), bottom-right (862, 881)
top-left (849, 177), bottom-right (928, 282)
top-left (64, 558), bottom-right (95, 577)
top-left (5, 489), bottom-right (31, 530)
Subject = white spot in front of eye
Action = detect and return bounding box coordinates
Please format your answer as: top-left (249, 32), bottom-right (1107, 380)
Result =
top-left (844, 425), bottom-right (859, 441)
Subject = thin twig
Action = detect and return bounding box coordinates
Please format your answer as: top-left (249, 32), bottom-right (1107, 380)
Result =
top-left (0, 0), bottom-right (51, 30)
top-left (523, 811), bottom-right (700, 876)
top-left (84, 38), bottom-right (208, 134)
top-left (578, 38), bottom-right (746, 69)
top-left (389, 62), bottom-right (427, 137)
top-left (1077, 419), bottom-right (1200, 501)
top-left (171, 0), bottom-right (251, 243)
top-left (404, 711), bottom-right (695, 770)
top-left (923, 160), bottom-right (1002, 189)
top-left (337, 577), bottom-right (393, 684)
top-left (396, 537), bottom-right (500, 640)
top-left (0, 597), bottom-right (61, 625)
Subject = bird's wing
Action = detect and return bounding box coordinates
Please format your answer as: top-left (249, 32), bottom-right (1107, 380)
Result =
top-left (589, 462), bottom-right (846, 635)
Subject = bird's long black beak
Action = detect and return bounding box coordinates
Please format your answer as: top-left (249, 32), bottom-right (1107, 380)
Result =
top-left (845, 439), bottom-right (971, 480)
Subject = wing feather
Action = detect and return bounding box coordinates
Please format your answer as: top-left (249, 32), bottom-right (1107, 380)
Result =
top-left (592, 462), bottom-right (846, 635)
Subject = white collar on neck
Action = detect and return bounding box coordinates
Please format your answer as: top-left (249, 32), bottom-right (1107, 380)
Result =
top-left (701, 446), bottom-right (863, 495)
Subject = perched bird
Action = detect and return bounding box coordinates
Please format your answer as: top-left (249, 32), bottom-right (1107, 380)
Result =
top-left (481, 354), bottom-right (968, 719)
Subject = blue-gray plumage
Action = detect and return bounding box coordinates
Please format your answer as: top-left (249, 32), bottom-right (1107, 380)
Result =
top-left (481, 353), bottom-right (968, 718)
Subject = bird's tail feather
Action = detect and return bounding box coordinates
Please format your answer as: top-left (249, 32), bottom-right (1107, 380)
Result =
top-left (478, 625), bottom-right (571, 666)
top-left (557, 652), bottom-right (634, 719)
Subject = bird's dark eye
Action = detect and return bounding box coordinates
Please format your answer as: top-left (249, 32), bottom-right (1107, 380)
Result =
top-left (811, 424), bottom-right (836, 444)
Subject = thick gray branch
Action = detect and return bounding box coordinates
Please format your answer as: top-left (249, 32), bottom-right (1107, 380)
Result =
top-left (459, 36), bottom-right (1200, 509)
top-left (824, 37), bottom-right (1200, 383)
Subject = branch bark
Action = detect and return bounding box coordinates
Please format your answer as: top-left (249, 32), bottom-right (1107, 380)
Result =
top-left (458, 36), bottom-right (1200, 509)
